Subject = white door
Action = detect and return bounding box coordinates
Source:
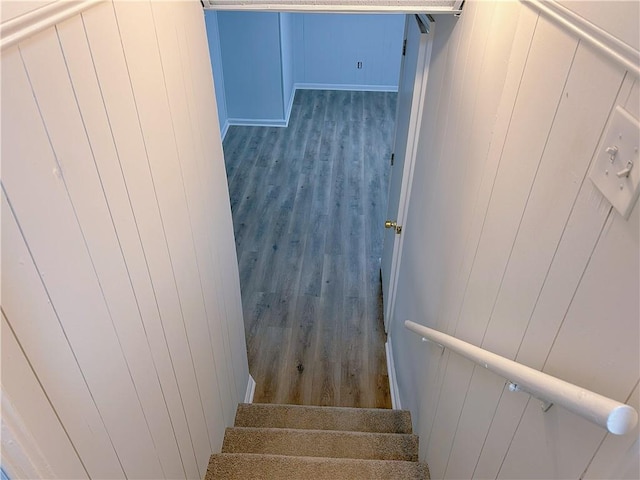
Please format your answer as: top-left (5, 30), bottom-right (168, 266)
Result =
top-left (381, 14), bottom-right (434, 332)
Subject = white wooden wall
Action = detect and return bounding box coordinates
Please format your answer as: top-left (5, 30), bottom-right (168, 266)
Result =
top-left (1, 1), bottom-right (249, 479)
top-left (389, 1), bottom-right (639, 479)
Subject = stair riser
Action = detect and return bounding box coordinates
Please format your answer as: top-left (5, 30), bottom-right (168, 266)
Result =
top-left (234, 403), bottom-right (413, 434)
top-left (206, 454), bottom-right (430, 480)
top-left (222, 427), bottom-right (418, 461)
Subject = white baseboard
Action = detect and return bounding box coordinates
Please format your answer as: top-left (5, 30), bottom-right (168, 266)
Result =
top-left (294, 82), bottom-right (398, 93)
top-left (284, 86), bottom-right (296, 127)
top-left (385, 340), bottom-right (402, 410)
top-left (227, 117), bottom-right (288, 128)
top-left (220, 120), bottom-right (230, 141)
top-left (244, 375), bottom-right (256, 404)
top-left (224, 83), bottom-right (398, 130)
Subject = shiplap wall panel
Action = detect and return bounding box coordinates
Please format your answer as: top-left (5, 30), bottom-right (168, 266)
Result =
top-left (543, 189), bottom-right (639, 400)
top-left (55, 14), bottom-right (200, 478)
top-left (436, 10), bottom-right (539, 477)
top-left (421, 2), bottom-right (515, 470)
top-left (1, 313), bottom-right (88, 479)
top-left (407, 2), bottom-right (478, 457)
top-left (1, 188), bottom-right (122, 479)
top-left (110, 2), bottom-right (227, 462)
top-left (480, 45), bottom-right (624, 360)
top-left (472, 75), bottom-right (639, 479)
top-left (471, 76), bottom-right (637, 479)
top-left (389, 1), bottom-right (640, 478)
top-left (393, 11), bottom-right (455, 461)
top-left (1, 1), bottom-right (248, 478)
top-left (19, 21), bottom-right (186, 479)
top-left (417, 6), bottom-right (530, 475)
top-left (436, 3), bottom-right (537, 351)
top-left (450, 17), bottom-right (577, 345)
top-left (441, 0), bottom-right (522, 309)
top-left (583, 381), bottom-right (640, 479)
top-left (165, 0), bottom-right (243, 409)
top-left (497, 171), bottom-right (640, 480)
top-left (444, 43), bottom-right (626, 480)
top-left (498, 201), bottom-right (638, 479)
top-left (150, 0), bottom-right (237, 430)
top-left (425, 17), bottom-right (579, 479)
top-left (80, 3), bottom-right (214, 476)
top-left (413, 6), bottom-right (538, 462)
top-left (411, 2), bottom-right (476, 456)
top-left (177, 0), bottom-right (249, 403)
top-left (2, 37), bottom-right (163, 477)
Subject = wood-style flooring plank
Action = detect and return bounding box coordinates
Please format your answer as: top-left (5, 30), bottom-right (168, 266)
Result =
top-left (223, 89), bottom-right (396, 408)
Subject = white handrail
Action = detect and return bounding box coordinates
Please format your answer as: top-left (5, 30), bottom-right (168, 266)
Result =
top-left (404, 320), bottom-right (638, 435)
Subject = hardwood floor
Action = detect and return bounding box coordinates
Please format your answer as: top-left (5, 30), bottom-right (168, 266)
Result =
top-left (223, 89), bottom-right (396, 408)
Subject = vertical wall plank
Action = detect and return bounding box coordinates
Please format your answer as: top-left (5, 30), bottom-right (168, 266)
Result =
top-left (498, 188), bottom-right (637, 478)
top-left (2, 37), bottom-right (163, 477)
top-left (109, 2), bottom-right (227, 463)
top-left (19, 21), bottom-right (187, 480)
top-left (150, 0), bottom-right (237, 428)
top-left (472, 73), bottom-right (636, 479)
top-left (425, 17), bottom-right (578, 479)
top-left (176, 0), bottom-right (249, 404)
top-left (55, 13), bottom-right (200, 478)
top-left (80, 3), bottom-right (215, 475)
top-left (2, 1), bottom-right (249, 477)
top-left (390, 1), bottom-right (639, 478)
top-left (404, 2), bottom-right (476, 458)
top-left (0, 178), bottom-right (123, 478)
top-left (498, 166), bottom-right (640, 480)
top-left (451, 17), bottom-right (577, 345)
top-left (445, 43), bottom-right (625, 480)
top-left (1, 312), bottom-right (88, 480)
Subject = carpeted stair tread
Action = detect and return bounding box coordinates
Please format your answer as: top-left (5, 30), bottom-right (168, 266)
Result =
top-left (205, 453), bottom-right (430, 480)
top-left (234, 403), bottom-right (413, 434)
top-left (221, 426), bottom-right (418, 461)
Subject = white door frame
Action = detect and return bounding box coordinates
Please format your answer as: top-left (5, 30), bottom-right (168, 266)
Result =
top-left (203, 1), bottom-right (463, 14)
top-left (383, 14), bottom-right (434, 332)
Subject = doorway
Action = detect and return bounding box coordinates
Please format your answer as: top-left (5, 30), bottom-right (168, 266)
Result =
top-left (207, 12), bottom-right (432, 408)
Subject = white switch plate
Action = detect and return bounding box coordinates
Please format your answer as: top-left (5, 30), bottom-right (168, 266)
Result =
top-left (589, 105), bottom-right (640, 219)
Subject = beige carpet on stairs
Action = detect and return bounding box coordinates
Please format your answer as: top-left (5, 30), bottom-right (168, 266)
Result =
top-left (205, 403), bottom-right (430, 480)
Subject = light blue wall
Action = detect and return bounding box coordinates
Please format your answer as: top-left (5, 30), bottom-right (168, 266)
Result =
top-left (205, 12), bottom-right (405, 129)
top-left (279, 13), bottom-right (295, 121)
top-left (293, 14), bottom-right (405, 91)
top-left (217, 11), bottom-right (285, 123)
top-left (204, 10), bottom-right (229, 136)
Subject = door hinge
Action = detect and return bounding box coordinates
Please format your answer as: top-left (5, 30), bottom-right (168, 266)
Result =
top-left (402, 39), bottom-right (407, 56)
top-left (391, 153), bottom-right (395, 166)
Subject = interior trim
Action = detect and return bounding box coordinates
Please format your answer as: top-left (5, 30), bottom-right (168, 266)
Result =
top-left (523, 0), bottom-right (639, 77)
top-left (244, 375), bottom-right (257, 403)
top-left (204, 1), bottom-right (462, 14)
top-left (1, 0), bottom-right (104, 51)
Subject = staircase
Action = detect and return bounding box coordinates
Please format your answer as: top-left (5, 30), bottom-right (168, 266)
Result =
top-left (205, 403), bottom-right (430, 479)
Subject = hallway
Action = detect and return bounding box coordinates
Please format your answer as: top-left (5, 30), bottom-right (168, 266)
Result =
top-left (223, 89), bottom-right (396, 407)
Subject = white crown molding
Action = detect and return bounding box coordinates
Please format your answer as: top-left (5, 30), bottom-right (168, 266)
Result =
top-left (1, 0), bottom-right (105, 52)
top-left (523, 0), bottom-right (639, 77)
